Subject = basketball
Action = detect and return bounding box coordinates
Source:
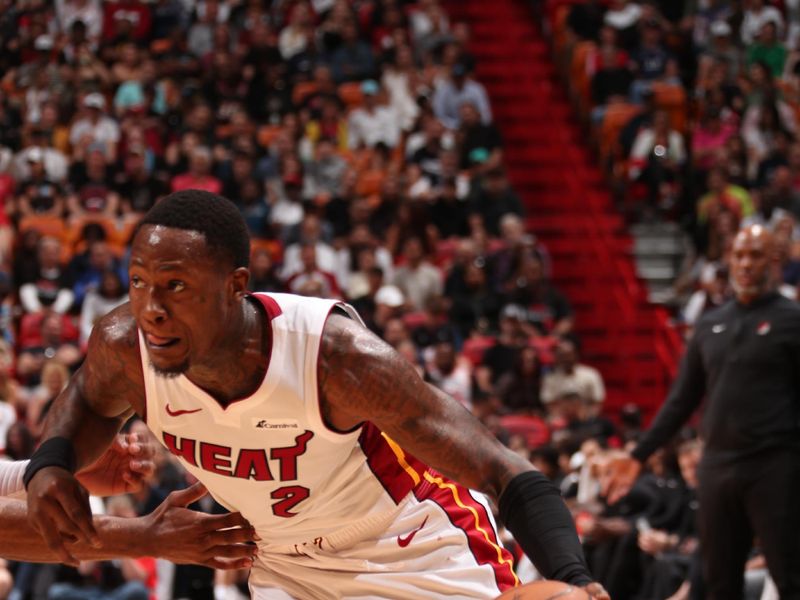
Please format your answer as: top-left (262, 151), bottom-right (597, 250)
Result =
top-left (496, 581), bottom-right (592, 600)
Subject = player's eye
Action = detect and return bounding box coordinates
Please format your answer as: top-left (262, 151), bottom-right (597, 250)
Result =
top-left (130, 276), bottom-right (145, 289)
top-left (168, 280), bottom-right (186, 292)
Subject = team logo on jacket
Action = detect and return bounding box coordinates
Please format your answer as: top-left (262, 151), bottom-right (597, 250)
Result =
top-left (757, 321), bottom-right (771, 335)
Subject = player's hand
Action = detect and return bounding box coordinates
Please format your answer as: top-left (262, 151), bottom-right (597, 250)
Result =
top-left (26, 466), bottom-right (99, 566)
top-left (582, 582), bottom-right (611, 599)
top-left (599, 451), bottom-right (642, 505)
top-left (140, 482), bottom-right (259, 569)
top-left (76, 433), bottom-right (155, 496)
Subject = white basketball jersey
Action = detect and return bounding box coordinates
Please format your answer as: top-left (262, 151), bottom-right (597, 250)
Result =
top-left (142, 293), bottom-right (427, 549)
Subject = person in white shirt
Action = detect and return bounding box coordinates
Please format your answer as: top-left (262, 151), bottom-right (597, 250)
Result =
top-left (541, 337), bottom-right (606, 407)
top-left (347, 80), bottom-right (401, 149)
top-left (69, 93), bottom-right (120, 162)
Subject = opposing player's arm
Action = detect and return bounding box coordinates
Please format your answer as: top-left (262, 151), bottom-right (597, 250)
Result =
top-left (318, 313), bottom-right (531, 500)
top-left (41, 303), bottom-right (145, 469)
top-left (4, 485), bottom-right (257, 569)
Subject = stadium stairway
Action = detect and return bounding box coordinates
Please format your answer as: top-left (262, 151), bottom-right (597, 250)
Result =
top-left (443, 0), bottom-right (682, 421)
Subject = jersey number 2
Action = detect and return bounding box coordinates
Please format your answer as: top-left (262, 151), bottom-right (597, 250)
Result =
top-left (271, 485), bottom-right (311, 518)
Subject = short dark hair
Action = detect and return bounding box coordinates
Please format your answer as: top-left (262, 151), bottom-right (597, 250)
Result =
top-left (137, 190), bottom-right (250, 268)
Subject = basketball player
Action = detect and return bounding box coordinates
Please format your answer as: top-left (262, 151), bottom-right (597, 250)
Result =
top-left (1, 433), bottom-right (257, 567)
top-left (25, 191), bottom-right (609, 599)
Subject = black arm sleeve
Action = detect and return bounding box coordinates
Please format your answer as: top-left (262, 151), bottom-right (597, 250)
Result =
top-left (498, 470), bottom-right (593, 585)
top-left (632, 331), bottom-right (706, 463)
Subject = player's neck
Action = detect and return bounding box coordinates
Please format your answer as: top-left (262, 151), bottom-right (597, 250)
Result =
top-left (184, 298), bottom-right (270, 404)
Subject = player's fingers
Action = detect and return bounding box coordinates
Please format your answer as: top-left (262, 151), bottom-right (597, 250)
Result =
top-left (206, 526), bottom-right (258, 545)
top-left (37, 512), bottom-right (81, 566)
top-left (203, 511), bottom-right (255, 532)
top-left (168, 482), bottom-right (208, 507)
top-left (126, 459), bottom-right (154, 475)
top-left (205, 543), bottom-right (258, 560)
top-left (44, 493), bottom-right (97, 547)
top-left (60, 485), bottom-right (100, 546)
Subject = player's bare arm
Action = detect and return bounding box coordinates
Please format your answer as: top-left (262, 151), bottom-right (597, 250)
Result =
top-left (26, 304), bottom-right (150, 563)
top-left (318, 313), bottom-right (531, 500)
top-left (318, 314), bottom-right (609, 598)
top-left (5, 483), bottom-right (257, 569)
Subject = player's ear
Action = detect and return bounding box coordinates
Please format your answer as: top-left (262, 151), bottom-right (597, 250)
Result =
top-left (229, 267), bottom-right (250, 300)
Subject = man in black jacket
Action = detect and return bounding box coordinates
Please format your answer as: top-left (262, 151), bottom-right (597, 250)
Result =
top-left (603, 225), bottom-right (800, 599)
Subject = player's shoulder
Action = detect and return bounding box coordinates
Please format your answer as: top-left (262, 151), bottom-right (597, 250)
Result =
top-left (88, 301), bottom-right (139, 357)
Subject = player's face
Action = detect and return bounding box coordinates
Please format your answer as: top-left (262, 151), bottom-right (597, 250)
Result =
top-left (128, 225), bottom-right (244, 376)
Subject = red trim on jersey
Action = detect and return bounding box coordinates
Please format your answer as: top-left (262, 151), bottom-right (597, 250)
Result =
top-left (250, 293), bottom-right (283, 321)
top-left (415, 475), bottom-right (518, 592)
top-left (316, 304), bottom-right (362, 436)
top-left (358, 422), bottom-right (426, 503)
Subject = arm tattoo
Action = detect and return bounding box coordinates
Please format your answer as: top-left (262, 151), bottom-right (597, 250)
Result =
top-left (318, 314), bottom-right (530, 499)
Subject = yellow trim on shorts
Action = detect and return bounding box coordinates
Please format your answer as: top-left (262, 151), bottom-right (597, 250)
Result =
top-left (382, 432), bottom-right (421, 486)
top-left (423, 471), bottom-right (520, 587)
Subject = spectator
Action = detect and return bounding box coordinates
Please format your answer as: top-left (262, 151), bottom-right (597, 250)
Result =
top-left (347, 80), bottom-right (401, 149)
top-left (23, 359), bottom-right (70, 440)
top-left (433, 62), bottom-right (492, 130)
top-left (284, 243), bottom-right (342, 299)
top-left (505, 252), bottom-right (574, 337)
top-left (423, 331), bottom-right (472, 410)
top-left (170, 145), bottom-right (222, 194)
top-left (494, 345), bottom-right (544, 414)
top-left (66, 145), bottom-right (120, 220)
top-left (69, 240), bottom-right (126, 308)
top-left (740, 0), bottom-right (784, 46)
top-left (381, 44), bottom-right (422, 131)
top-left (56, 0), bottom-right (103, 42)
top-left (629, 19), bottom-right (679, 103)
top-left (247, 247), bottom-right (283, 294)
top-left (18, 236), bottom-right (74, 315)
top-left (114, 144), bottom-right (167, 223)
top-left (696, 167), bottom-right (754, 225)
top-left (468, 167), bottom-right (524, 237)
top-left (13, 147), bottom-right (66, 219)
top-left (278, 2), bottom-right (314, 61)
top-left (16, 312), bottom-right (81, 382)
top-left (281, 213), bottom-right (338, 283)
top-left (628, 109), bottom-right (686, 210)
top-left (746, 21), bottom-right (787, 78)
top-left (303, 137), bottom-right (347, 204)
top-left (542, 337), bottom-right (606, 407)
top-left (328, 19), bottom-right (376, 83)
top-left (69, 93), bottom-right (120, 163)
top-left (79, 269), bottom-right (128, 346)
top-left (392, 236), bottom-right (443, 311)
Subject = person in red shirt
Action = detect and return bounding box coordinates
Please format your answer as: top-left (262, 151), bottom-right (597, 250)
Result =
top-left (170, 146), bottom-right (222, 194)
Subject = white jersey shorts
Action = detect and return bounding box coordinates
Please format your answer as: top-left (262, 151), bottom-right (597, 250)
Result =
top-left (249, 473), bottom-right (519, 599)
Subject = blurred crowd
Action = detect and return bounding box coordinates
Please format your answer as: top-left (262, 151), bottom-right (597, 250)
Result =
top-left (559, 0), bottom-right (800, 336)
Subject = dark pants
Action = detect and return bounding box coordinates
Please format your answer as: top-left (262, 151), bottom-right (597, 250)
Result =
top-left (697, 450), bottom-right (800, 600)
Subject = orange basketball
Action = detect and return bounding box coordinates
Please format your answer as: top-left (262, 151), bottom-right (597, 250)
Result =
top-left (496, 581), bottom-right (592, 600)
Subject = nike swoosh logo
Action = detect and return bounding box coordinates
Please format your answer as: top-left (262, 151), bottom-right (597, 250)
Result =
top-left (165, 404), bottom-right (203, 417)
top-left (712, 324), bottom-right (726, 333)
top-left (397, 516), bottom-right (428, 548)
